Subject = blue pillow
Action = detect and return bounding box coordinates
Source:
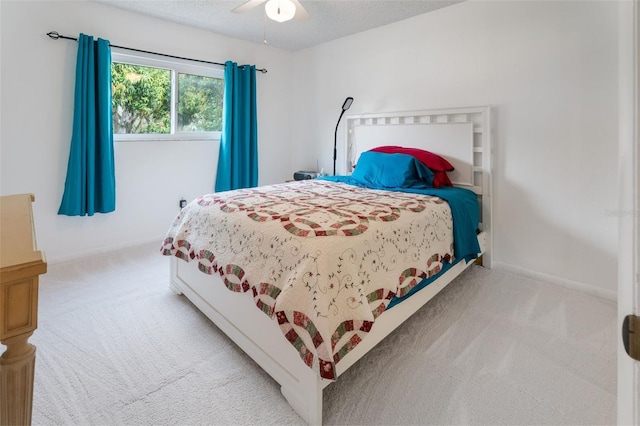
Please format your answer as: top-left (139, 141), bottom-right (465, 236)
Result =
top-left (351, 152), bottom-right (434, 189)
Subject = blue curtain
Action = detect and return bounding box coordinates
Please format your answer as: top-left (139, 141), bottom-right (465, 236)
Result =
top-left (215, 61), bottom-right (258, 192)
top-left (58, 34), bottom-right (115, 216)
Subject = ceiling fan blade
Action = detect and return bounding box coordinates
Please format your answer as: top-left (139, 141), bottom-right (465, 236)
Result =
top-left (231, 0), bottom-right (267, 14)
top-left (291, 0), bottom-right (310, 20)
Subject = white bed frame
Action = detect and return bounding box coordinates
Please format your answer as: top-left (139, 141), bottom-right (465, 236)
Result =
top-left (169, 106), bottom-right (492, 425)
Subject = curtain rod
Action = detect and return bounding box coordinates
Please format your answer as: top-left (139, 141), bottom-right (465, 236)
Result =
top-left (46, 31), bottom-right (267, 74)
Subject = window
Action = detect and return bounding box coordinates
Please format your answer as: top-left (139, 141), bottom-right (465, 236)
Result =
top-left (111, 51), bottom-right (224, 141)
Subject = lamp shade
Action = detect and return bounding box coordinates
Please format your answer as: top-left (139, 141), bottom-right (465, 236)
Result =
top-left (342, 97), bottom-right (353, 111)
top-left (265, 0), bottom-right (296, 22)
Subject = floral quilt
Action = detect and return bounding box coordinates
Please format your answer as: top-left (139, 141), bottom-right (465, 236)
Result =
top-left (161, 180), bottom-right (455, 380)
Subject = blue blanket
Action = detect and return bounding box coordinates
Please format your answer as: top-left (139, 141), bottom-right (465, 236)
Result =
top-left (319, 176), bottom-right (481, 264)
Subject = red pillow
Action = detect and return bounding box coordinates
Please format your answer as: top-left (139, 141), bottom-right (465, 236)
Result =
top-left (369, 146), bottom-right (454, 188)
top-left (432, 171), bottom-right (453, 188)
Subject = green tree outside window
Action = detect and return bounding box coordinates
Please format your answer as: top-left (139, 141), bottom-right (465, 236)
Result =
top-left (112, 62), bottom-right (223, 135)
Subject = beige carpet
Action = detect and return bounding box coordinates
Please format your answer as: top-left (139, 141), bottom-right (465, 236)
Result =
top-left (27, 242), bottom-right (616, 425)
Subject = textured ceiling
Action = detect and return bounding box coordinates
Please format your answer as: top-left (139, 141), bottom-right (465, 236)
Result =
top-left (93, 0), bottom-right (464, 51)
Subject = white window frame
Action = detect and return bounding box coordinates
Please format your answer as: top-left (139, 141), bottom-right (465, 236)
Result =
top-left (111, 49), bottom-right (224, 142)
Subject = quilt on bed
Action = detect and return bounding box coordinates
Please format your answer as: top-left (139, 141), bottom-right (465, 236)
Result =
top-left (161, 179), bottom-right (478, 380)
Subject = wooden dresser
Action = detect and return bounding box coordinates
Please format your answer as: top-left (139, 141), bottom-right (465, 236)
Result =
top-left (0, 194), bottom-right (47, 425)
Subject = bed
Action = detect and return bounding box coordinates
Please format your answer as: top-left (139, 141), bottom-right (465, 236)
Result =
top-left (161, 106), bottom-right (492, 425)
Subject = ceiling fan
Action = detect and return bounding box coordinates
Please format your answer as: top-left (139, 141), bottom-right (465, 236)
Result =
top-left (232, 0), bottom-right (310, 23)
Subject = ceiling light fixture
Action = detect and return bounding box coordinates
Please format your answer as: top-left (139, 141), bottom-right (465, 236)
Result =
top-left (265, 0), bottom-right (296, 23)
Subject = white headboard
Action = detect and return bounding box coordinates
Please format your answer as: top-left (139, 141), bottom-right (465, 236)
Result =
top-left (343, 106), bottom-right (492, 266)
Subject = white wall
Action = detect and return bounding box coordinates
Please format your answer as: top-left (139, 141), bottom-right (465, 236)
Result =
top-left (291, 0), bottom-right (620, 298)
top-left (0, 0), bottom-right (294, 263)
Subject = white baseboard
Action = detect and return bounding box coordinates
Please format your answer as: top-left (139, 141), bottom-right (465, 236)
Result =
top-left (493, 261), bottom-right (617, 302)
top-left (46, 236), bottom-right (164, 265)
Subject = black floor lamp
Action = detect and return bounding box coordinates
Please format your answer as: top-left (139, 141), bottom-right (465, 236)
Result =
top-left (333, 97), bottom-right (354, 175)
